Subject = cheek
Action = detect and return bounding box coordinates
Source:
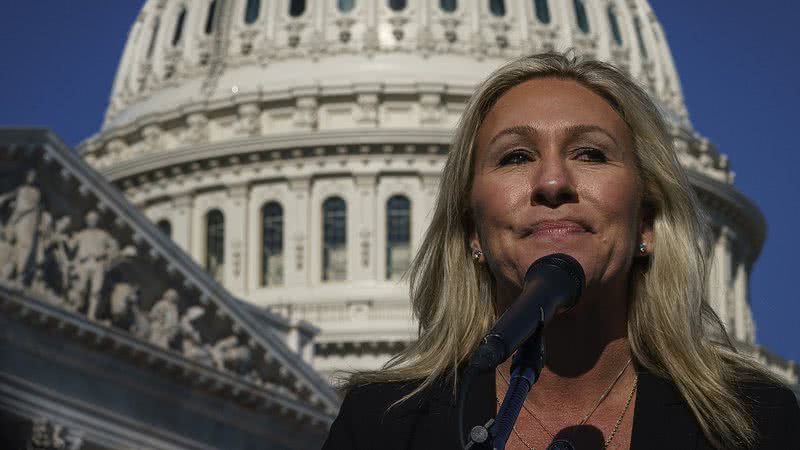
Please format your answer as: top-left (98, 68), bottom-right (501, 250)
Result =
top-left (585, 174), bottom-right (642, 243)
top-left (470, 175), bottom-right (530, 235)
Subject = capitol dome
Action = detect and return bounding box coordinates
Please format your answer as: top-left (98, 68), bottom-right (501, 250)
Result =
top-left (79, 0), bottom-right (782, 381)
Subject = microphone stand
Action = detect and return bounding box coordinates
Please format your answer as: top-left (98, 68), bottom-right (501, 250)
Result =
top-left (464, 309), bottom-right (546, 450)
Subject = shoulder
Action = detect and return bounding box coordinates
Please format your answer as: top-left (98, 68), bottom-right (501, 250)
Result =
top-left (341, 380), bottom-right (431, 419)
top-left (321, 380), bottom-right (436, 450)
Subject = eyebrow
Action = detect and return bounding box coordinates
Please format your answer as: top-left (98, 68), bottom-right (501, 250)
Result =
top-left (486, 124), bottom-right (620, 149)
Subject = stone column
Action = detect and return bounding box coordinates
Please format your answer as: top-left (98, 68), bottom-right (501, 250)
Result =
top-left (286, 176), bottom-right (311, 287)
top-left (171, 194), bottom-right (194, 253)
top-left (733, 259), bottom-right (750, 342)
top-left (227, 184), bottom-right (249, 294)
top-left (710, 226), bottom-right (732, 330)
top-left (353, 174), bottom-right (377, 281)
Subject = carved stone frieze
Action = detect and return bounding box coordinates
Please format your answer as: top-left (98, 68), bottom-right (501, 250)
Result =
top-left (0, 151), bottom-right (320, 398)
top-left (236, 103), bottom-right (262, 137)
top-left (27, 418), bottom-right (83, 450)
top-left (183, 113), bottom-right (209, 144)
top-left (293, 96), bottom-right (318, 130)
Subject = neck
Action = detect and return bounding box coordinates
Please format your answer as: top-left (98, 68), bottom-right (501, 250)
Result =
top-left (496, 284), bottom-right (633, 406)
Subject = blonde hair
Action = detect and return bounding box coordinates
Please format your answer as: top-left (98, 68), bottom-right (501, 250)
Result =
top-left (349, 53), bottom-right (780, 449)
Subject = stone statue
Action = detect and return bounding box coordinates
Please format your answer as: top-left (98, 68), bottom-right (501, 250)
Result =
top-left (179, 306), bottom-right (214, 365)
top-left (50, 216), bottom-right (73, 296)
top-left (147, 288), bottom-right (180, 349)
top-left (109, 283), bottom-right (149, 340)
top-left (0, 170), bottom-right (42, 285)
top-left (211, 335), bottom-right (251, 374)
top-left (28, 417), bottom-right (83, 450)
top-left (67, 210), bottom-right (120, 320)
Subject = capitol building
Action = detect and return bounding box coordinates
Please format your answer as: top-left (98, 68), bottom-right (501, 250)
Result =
top-left (81, 0), bottom-right (792, 379)
top-left (0, 0), bottom-right (796, 448)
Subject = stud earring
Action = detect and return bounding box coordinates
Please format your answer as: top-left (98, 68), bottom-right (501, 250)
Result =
top-left (639, 242), bottom-right (647, 254)
top-left (472, 249), bottom-right (483, 262)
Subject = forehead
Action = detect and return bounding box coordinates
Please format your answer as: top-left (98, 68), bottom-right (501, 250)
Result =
top-left (476, 78), bottom-right (631, 147)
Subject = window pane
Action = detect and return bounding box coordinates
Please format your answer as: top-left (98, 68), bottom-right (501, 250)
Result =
top-left (388, 0), bottom-right (407, 11)
top-left (338, 0), bottom-right (355, 13)
top-left (574, 0), bottom-right (590, 34)
top-left (386, 196), bottom-right (410, 280)
top-left (205, 0), bottom-right (217, 34)
top-left (534, 0), bottom-right (550, 24)
top-left (172, 8), bottom-right (186, 46)
top-left (489, 0), bottom-right (506, 17)
top-left (157, 219), bottom-right (172, 237)
top-left (440, 0), bottom-right (457, 13)
top-left (322, 197), bottom-right (347, 281)
top-left (289, 0), bottom-right (306, 17)
top-left (608, 6), bottom-right (623, 46)
top-left (261, 202), bottom-right (283, 286)
top-left (206, 209), bottom-right (224, 282)
top-left (244, 0), bottom-right (260, 24)
top-left (634, 16), bottom-right (648, 59)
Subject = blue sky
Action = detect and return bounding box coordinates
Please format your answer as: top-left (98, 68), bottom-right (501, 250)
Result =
top-left (0, 1), bottom-right (797, 364)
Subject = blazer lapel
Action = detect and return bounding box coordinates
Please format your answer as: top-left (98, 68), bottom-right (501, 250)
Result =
top-left (630, 370), bottom-right (703, 450)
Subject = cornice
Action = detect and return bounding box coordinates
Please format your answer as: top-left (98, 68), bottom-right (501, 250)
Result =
top-left (0, 284), bottom-right (332, 429)
top-left (98, 129), bottom-right (453, 183)
top-left (688, 169), bottom-right (766, 262)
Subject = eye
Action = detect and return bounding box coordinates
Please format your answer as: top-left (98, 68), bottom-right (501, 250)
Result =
top-left (574, 147), bottom-right (608, 163)
top-left (499, 150), bottom-right (532, 166)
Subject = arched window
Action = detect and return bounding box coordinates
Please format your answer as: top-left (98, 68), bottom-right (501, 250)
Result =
top-left (146, 16), bottom-right (160, 58)
top-left (388, 0), bottom-right (407, 11)
top-left (206, 209), bottom-right (225, 281)
top-left (440, 0), bottom-right (457, 13)
top-left (534, 0), bottom-right (550, 25)
top-left (489, 0), bottom-right (506, 17)
top-left (205, 0), bottom-right (217, 34)
top-left (261, 202), bottom-right (283, 286)
top-left (338, 0), bottom-right (355, 13)
top-left (172, 7), bottom-right (186, 46)
top-left (244, 0), bottom-right (260, 24)
top-left (156, 219), bottom-right (172, 237)
top-left (634, 16), bottom-right (649, 59)
top-left (289, 0), bottom-right (306, 17)
top-left (574, 0), bottom-right (590, 34)
top-left (322, 197), bottom-right (347, 281)
top-left (386, 195), bottom-right (411, 280)
top-left (607, 6), bottom-right (623, 46)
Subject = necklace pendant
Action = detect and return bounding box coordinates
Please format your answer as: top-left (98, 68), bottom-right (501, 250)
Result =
top-left (546, 439), bottom-right (576, 450)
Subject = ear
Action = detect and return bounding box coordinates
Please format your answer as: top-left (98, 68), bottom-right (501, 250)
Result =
top-left (638, 201), bottom-right (655, 256)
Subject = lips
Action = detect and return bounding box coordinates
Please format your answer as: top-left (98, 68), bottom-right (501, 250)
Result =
top-left (524, 220), bottom-right (592, 237)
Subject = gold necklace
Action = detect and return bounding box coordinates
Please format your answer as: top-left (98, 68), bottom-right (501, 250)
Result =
top-left (496, 358), bottom-right (635, 449)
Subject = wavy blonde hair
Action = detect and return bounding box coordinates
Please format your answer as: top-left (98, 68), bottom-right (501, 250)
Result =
top-left (349, 52), bottom-right (780, 449)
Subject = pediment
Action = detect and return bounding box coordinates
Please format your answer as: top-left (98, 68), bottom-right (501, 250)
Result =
top-left (0, 129), bottom-right (338, 430)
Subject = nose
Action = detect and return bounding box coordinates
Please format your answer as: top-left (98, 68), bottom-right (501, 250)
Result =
top-left (531, 156), bottom-right (578, 207)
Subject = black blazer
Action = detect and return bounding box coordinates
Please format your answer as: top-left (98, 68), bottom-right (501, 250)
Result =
top-left (321, 368), bottom-right (800, 449)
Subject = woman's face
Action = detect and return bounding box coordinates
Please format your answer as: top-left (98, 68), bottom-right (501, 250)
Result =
top-left (470, 78), bottom-right (652, 309)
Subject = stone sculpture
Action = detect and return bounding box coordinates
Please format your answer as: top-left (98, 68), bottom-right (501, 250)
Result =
top-left (147, 288), bottom-right (180, 349)
top-left (109, 283), bottom-right (149, 339)
top-left (179, 305), bottom-right (214, 365)
top-left (67, 210), bottom-right (120, 320)
top-left (0, 170), bottom-right (42, 285)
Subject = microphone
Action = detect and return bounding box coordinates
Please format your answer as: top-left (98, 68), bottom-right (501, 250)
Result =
top-left (467, 253), bottom-right (585, 372)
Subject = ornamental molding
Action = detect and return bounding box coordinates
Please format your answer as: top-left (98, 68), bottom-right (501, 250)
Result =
top-left (688, 170), bottom-right (766, 263)
top-left (0, 285), bottom-right (329, 427)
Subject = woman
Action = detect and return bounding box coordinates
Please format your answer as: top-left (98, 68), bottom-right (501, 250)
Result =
top-left (322, 53), bottom-right (799, 449)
